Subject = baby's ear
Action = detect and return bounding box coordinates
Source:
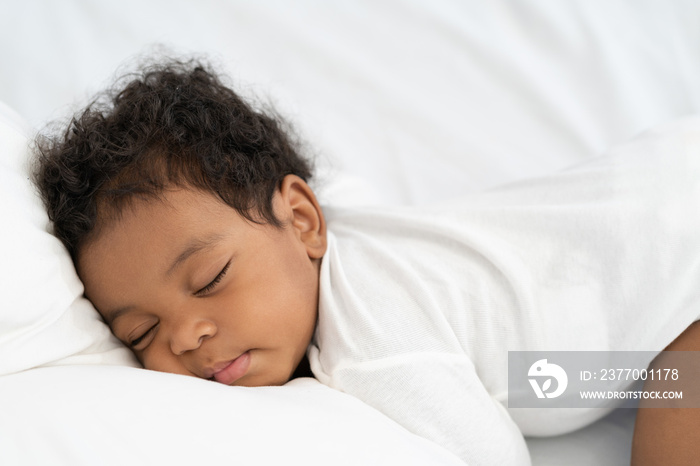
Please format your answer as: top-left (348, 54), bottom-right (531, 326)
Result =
top-left (278, 175), bottom-right (327, 259)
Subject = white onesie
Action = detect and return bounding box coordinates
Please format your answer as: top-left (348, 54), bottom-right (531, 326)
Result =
top-left (307, 117), bottom-right (700, 465)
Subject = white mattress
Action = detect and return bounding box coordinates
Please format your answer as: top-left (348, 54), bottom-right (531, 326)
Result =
top-left (2, 1), bottom-right (699, 464)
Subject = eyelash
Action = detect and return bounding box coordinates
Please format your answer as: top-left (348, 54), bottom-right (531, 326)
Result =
top-left (130, 323), bottom-right (157, 348)
top-left (195, 260), bottom-right (231, 296)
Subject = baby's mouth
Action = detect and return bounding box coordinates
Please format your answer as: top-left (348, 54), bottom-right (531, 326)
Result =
top-left (207, 351), bottom-right (252, 385)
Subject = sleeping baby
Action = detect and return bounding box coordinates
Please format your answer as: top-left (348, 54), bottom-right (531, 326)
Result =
top-left (32, 59), bottom-right (700, 465)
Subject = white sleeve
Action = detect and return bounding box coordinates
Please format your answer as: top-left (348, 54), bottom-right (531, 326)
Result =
top-left (323, 353), bottom-right (531, 466)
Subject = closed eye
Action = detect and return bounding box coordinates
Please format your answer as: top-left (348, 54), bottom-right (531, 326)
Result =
top-left (130, 322), bottom-right (158, 349)
top-left (195, 260), bottom-right (231, 296)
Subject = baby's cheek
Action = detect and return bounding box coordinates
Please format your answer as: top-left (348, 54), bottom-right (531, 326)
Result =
top-left (139, 348), bottom-right (195, 378)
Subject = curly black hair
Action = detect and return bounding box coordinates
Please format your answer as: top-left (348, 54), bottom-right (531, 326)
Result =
top-left (32, 58), bottom-right (313, 261)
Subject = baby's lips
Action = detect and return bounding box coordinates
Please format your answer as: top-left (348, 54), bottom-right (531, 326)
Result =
top-left (203, 356), bottom-right (240, 379)
top-left (212, 351), bottom-right (252, 385)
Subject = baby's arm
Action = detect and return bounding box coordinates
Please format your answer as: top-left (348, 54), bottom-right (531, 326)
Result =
top-left (631, 321), bottom-right (700, 465)
top-left (327, 353), bottom-right (530, 465)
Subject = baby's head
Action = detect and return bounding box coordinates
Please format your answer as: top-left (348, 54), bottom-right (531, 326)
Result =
top-left (33, 59), bottom-right (327, 386)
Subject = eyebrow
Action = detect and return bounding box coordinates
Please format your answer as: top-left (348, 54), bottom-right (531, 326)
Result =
top-left (103, 304), bottom-right (134, 326)
top-left (166, 233), bottom-right (227, 277)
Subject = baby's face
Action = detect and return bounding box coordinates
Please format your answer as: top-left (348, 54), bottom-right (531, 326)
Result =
top-left (77, 177), bottom-right (325, 386)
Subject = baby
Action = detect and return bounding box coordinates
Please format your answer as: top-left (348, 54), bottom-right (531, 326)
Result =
top-left (33, 59), bottom-right (700, 465)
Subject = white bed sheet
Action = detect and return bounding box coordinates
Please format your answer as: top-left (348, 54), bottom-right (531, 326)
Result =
top-left (2, 1), bottom-right (700, 465)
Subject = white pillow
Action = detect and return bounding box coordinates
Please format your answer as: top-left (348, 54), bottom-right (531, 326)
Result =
top-left (0, 367), bottom-right (465, 465)
top-left (0, 102), bottom-right (138, 375)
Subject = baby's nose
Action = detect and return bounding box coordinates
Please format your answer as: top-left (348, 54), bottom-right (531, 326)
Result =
top-left (169, 319), bottom-right (217, 355)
